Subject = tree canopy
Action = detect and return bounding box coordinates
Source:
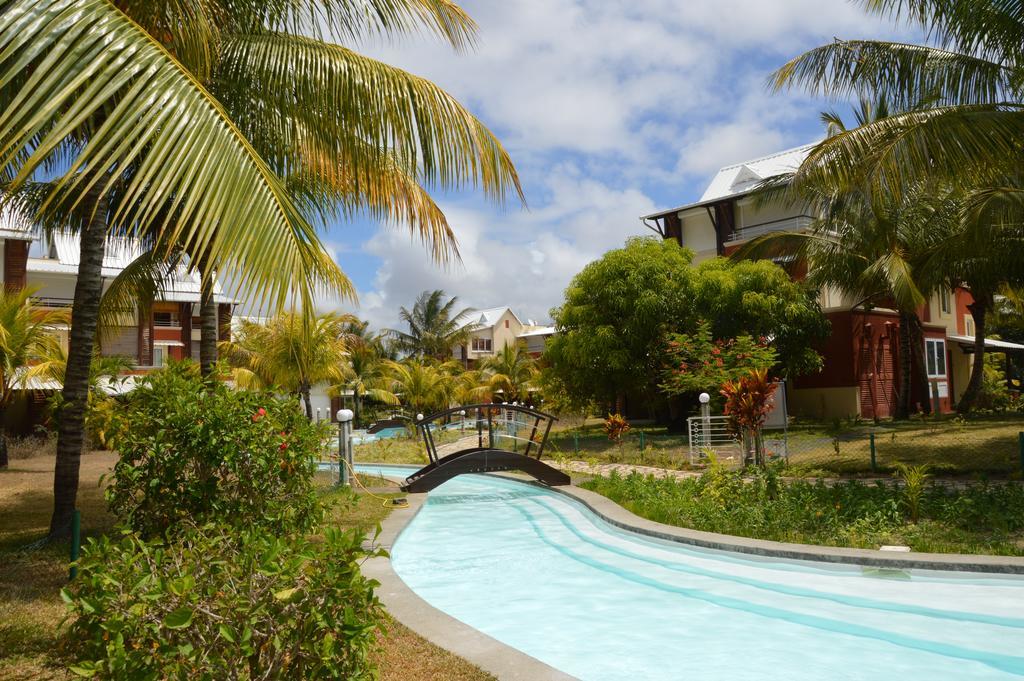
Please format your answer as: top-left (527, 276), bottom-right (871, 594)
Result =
top-left (544, 237), bottom-right (828, 411)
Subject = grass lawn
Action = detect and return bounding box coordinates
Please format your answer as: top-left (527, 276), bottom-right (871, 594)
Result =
top-left (0, 441), bottom-right (493, 681)
top-left (542, 414), bottom-right (1024, 478)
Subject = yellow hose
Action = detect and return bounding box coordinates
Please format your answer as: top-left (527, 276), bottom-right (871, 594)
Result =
top-left (344, 459), bottom-right (410, 509)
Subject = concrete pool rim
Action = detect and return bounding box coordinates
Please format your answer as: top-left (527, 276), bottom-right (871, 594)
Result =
top-left (356, 463), bottom-right (1024, 681)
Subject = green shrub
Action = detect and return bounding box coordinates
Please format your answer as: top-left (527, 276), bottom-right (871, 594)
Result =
top-left (582, 468), bottom-right (1024, 554)
top-left (61, 524), bottom-right (384, 680)
top-left (106, 363), bottom-right (327, 537)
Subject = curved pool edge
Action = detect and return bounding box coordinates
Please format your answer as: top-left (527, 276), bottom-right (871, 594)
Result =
top-left (361, 491), bottom-right (578, 681)
top-left (549, 483), bottom-right (1024, 575)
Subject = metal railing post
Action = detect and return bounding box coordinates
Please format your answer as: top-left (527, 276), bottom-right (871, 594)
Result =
top-left (1019, 432), bottom-right (1024, 475)
top-left (573, 431), bottom-right (579, 455)
top-left (336, 409), bottom-right (353, 486)
top-left (869, 433), bottom-right (877, 473)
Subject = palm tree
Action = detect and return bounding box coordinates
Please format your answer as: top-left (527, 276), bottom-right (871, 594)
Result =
top-left (220, 312), bottom-right (352, 419)
top-left (334, 339), bottom-right (400, 428)
top-left (386, 359), bottom-right (461, 417)
top-left (481, 343), bottom-right (538, 403)
top-left (391, 290), bottom-right (477, 360)
top-left (1, 0), bottom-right (522, 537)
top-left (0, 288), bottom-right (67, 467)
top-left (769, 0), bottom-right (1024, 198)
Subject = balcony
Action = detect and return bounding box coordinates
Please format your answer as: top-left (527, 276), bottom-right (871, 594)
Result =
top-left (726, 215), bottom-right (814, 243)
top-left (31, 296), bottom-right (74, 309)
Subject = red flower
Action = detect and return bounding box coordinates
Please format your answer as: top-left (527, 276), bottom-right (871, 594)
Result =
top-left (279, 442), bottom-right (288, 451)
top-left (252, 407), bottom-right (267, 422)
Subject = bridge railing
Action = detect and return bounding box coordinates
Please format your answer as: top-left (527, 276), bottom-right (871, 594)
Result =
top-left (415, 403), bottom-right (557, 463)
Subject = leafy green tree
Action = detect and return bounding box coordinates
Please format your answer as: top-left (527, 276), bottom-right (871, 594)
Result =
top-left (690, 258), bottom-right (830, 377)
top-left (0, 0), bottom-right (521, 537)
top-left (0, 288), bottom-right (67, 467)
top-left (391, 290), bottom-right (476, 360)
top-left (545, 237), bottom-right (696, 412)
top-left (220, 312), bottom-right (351, 419)
top-left (546, 237), bottom-right (827, 414)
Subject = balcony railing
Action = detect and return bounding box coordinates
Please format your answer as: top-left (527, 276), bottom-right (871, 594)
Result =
top-left (726, 215), bottom-right (814, 243)
top-left (31, 296), bottom-right (74, 309)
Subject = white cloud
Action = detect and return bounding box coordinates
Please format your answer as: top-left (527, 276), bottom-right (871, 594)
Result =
top-left (323, 0), bottom-right (909, 329)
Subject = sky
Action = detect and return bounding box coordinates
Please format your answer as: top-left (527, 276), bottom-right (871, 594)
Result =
top-left (320, 0), bottom-right (904, 331)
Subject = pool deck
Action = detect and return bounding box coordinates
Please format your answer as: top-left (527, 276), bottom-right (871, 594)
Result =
top-left (359, 465), bottom-right (1024, 681)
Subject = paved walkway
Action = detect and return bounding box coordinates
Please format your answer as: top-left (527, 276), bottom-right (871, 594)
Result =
top-left (550, 460), bottom-right (701, 481)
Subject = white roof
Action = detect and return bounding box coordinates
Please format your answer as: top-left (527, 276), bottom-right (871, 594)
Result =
top-left (455, 306), bottom-right (521, 330)
top-left (948, 335), bottom-right (1024, 352)
top-left (699, 143), bottom-right (816, 203)
top-left (517, 326), bottom-right (556, 338)
top-left (0, 205), bottom-right (34, 241)
top-left (642, 142), bottom-right (818, 219)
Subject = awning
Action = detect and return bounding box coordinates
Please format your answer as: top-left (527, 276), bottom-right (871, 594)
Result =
top-left (948, 334), bottom-right (1024, 352)
top-left (153, 340), bottom-right (185, 347)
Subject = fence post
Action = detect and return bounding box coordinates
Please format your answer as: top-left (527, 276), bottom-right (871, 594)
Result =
top-left (69, 509), bottom-right (81, 581)
top-left (573, 431), bottom-right (579, 456)
top-left (869, 433), bottom-right (877, 474)
top-left (639, 430), bottom-right (646, 453)
top-left (1019, 432), bottom-right (1024, 474)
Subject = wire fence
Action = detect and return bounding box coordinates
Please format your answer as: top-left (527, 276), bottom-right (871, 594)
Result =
top-left (544, 416), bottom-right (1024, 477)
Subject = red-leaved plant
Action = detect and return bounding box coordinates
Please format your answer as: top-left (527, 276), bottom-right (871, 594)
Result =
top-left (720, 368), bottom-right (777, 466)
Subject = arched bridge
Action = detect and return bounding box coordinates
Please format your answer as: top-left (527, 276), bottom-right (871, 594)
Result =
top-left (401, 403), bottom-right (570, 493)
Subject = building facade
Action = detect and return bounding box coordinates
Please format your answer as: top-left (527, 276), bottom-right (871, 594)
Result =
top-left (452, 306), bottom-right (555, 365)
top-left (643, 144), bottom-right (1021, 419)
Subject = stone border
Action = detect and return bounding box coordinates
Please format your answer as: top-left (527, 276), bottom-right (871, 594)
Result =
top-left (359, 467), bottom-right (577, 681)
top-left (550, 483), bottom-right (1024, 575)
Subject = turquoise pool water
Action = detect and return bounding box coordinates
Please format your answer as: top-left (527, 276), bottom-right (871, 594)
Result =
top-left (359, 466), bottom-right (1024, 681)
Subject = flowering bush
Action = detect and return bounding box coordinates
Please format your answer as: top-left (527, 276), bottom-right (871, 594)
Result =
top-left (62, 524), bottom-right (384, 680)
top-left (660, 322), bottom-right (777, 398)
top-left (105, 364), bottom-right (327, 538)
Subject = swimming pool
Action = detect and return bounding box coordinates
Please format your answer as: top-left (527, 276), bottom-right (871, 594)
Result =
top-left (365, 467), bottom-right (1024, 681)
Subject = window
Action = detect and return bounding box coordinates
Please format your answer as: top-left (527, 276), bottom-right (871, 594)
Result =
top-left (964, 315), bottom-right (976, 338)
top-left (925, 339), bottom-right (946, 378)
top-left (472, 337), bottom-right (492, 352)
top-left (504, 319), bottom-right (510, 328)
top-left (152, 346), bottom-right (165, 368)
top-left (940, 288), bottom-right (951, 315)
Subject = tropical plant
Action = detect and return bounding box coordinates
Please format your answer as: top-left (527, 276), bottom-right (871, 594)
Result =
top-left (0, 287), bottom-right (67, 467)
top-left (390, 290), bottom-right (477, 360)
top-left (385, 359), bottom-right (460, 417)
top-left (720, 368), bottom-right (778, 466)
top-left (62, 524), bottom-right (384, 680)
top-left (480, 343), bottom-right (538, 403)
top-left (0, 0), bottom-right (521, 538)
top-left (220, 312), bottom-right (352, 419)
top-left (894, 463), bottom-right (931, 524)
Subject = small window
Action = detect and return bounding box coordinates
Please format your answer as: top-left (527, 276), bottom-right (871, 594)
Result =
top-left (504, 319), bottom-right (510, 328)
top-left (472, 338), bottom-right (492, 352)
top-left (925, 339), bottom-right (946, 378)
top-left (964, 315), bottom-right (976, 338)
top-left (940, 288), bottom-right (951, 315)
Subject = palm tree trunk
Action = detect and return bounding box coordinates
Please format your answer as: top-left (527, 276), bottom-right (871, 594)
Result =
top-left (0, 417), bottom-right (8, 469)
top-left (50, 195), bottom-right (107, 539)
top-left (958, 296), bottom-right (990, 414)
top-left (895, 311), bottom-right (914, 420)
top-left (199, 257), bottom-right (218, 378)
top-left (906, 314), bottom-right (932, 416)
top-left (354, 387), bottom-right (362, 428)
